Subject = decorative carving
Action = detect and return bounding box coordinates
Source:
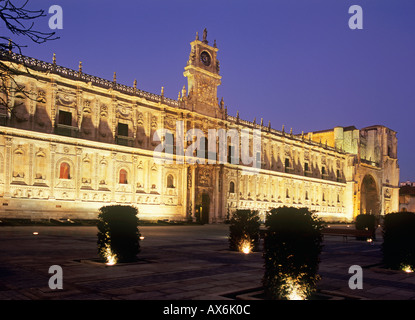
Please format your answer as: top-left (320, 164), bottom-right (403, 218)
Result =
top-left (196, 74), bottom-right (217, 106)
top-left (198, 168), bottom-right (211, 186)
top-left (137, 112), bottom-right (144, 125)
top-left (83, 100), bottom-right (92, 114)
top-left (56, 90), bottom-right (76, 107)
top-left (187, 169), bottom-right (192, 189)
top-left (151, 116), bottom-right (158, 129)
top-left (116, 104), bottom-right (131, 119)
top-left (164, 117), bottom-right (175, 130)
top-left (37, 90), bottom-right (46, 103)
top-left (100, 105), bottom-right (108, 117)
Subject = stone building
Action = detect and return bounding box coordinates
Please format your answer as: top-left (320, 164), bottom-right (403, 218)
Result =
top-left (0, 31), bottom-right (400, 222)
top-left (399, 183), bottom-right (415, 212)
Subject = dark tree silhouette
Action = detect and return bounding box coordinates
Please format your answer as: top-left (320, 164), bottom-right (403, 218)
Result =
top-left (0, 0), bottom-right (58, 121)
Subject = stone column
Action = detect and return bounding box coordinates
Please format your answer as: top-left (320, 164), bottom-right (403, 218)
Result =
top-left (75, 147), bottom-right (82, 201)
top-left (111, 152), bottom-right (117, 202)
top-left (49, 143), bottom-right (56, 199)
top-left (4, 137), bottom-right (12, 198)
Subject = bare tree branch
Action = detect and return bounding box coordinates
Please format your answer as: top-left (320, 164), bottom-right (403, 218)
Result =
top-left (0, 0), bottom-right (58, 123)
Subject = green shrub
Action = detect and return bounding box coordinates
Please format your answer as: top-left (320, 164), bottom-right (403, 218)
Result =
top-left (382, 212), bottom-right (415, 270)
top-left (228, 209), bottom-right (261, 252)
top-left (263, 207), bottom-right (324, 300)
top-left (97, 205), bottom-right (141, 263)
top-left (355, 214), bottom-right (377, 240)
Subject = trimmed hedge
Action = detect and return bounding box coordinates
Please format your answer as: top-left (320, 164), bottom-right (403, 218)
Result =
top-left (228, 209), bottom-right (261, 252)
top-left (263, 207), bottom-right (324, 300)
top-left (97, 205), bottom-right (141, 263)
top-left (355, 214), bottom-right (377, 240)
top-left (382, 212), bottom-right (415, 270)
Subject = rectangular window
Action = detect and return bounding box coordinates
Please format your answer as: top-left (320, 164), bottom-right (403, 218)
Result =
top-left (228, 145), bottom-right (234, 164)
top-left (256, 152), bottom-right (261, 168)
top-left (165, 132), bottom-right (175, 155)
top-left (304, 162), bottom-right (309, 172)
top-left (117, 123), bottom-right (129, 137)
top-left (58, 110), bottom-right (72, 126)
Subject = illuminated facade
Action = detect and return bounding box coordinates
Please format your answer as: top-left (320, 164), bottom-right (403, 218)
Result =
top-left (0, 31), bottom-right (400, 222)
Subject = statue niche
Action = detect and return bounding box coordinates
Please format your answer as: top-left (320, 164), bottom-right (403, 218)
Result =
top-left (34, 148), bottom-right (47, 182)
top-left (81, 154), bottom-right (92, 187)
top-left (12, 146), bottom-right (26, 182)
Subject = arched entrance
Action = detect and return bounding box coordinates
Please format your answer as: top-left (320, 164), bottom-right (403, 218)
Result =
top-left (360, 175), bottom-right (380, 216)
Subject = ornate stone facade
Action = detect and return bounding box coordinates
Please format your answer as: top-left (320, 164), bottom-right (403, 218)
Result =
top-left (0, 32), bottom-right (399, 222)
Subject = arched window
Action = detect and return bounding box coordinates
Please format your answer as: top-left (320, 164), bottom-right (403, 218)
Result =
top-left (119, 169), bottom-right (128, 184)
top-left (167, 174), bottom-right (174, 188)
top-left (305, 191), bottom-right (309, 200)
top-left (59, 162), bottom-right (70, 179)
top-left (229, 181), bottom-right (235, 194)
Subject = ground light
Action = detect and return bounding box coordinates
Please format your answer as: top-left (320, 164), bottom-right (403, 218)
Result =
top-left (238, 236), bottom-right (253, 254)
top-left (282, 276), bottom-right (309, 300)
top-left (103, 244), bottom-right (117, 266)
top-left (400, 264), bottom-right (414, 273)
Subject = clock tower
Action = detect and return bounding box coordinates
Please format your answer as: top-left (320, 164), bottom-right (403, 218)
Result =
top-left (183, 29), bottom-right (223, 118)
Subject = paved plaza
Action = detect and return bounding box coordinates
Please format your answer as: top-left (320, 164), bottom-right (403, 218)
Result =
top-left (0, 224), bottom-right (414, 301)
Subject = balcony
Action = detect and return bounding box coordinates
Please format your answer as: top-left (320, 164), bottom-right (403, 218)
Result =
top-left (361, 158), bottom-right (379, 167)
top-left (285, 167), bottom-right (294, 174)
top-left (116, 135), bottom-right (134, 147)
top-left (55, 124), bottom-right (79, 138)
top-left (304, 170), bottom-right (313, 177)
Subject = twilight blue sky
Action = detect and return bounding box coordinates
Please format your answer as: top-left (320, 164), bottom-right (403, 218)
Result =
top-left (8, 0), bottom-right (415, 181)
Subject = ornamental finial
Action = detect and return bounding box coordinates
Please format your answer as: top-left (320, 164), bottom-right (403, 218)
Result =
top-left (202, 28), bottom-right (208, 43)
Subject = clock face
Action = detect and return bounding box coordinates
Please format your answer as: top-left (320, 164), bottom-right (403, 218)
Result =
top-left (200, 51), bottom-right (211, 66)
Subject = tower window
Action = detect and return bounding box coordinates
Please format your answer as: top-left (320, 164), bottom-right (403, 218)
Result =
top-left (304, 162), bottom-right (309, 172)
